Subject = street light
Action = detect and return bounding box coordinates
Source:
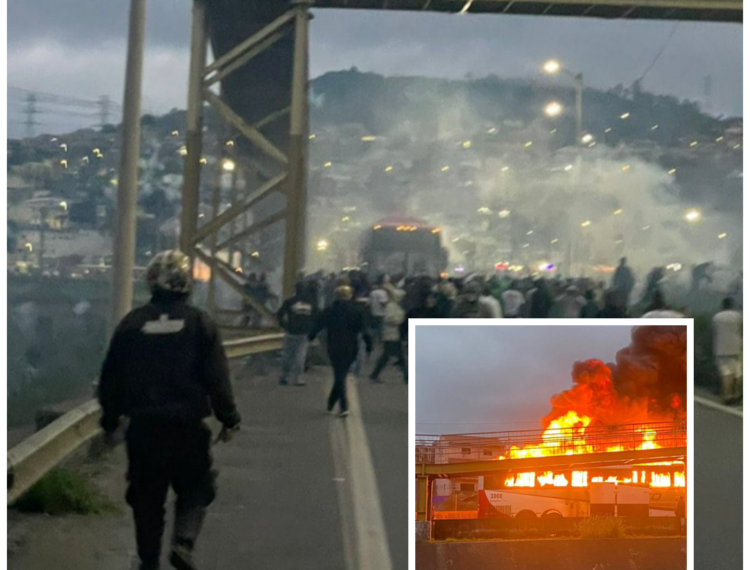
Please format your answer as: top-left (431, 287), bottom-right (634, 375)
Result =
top-left (544, 101), bottom-right (563, 118)
top-left (542, 59), bottom-right (583, 145)
top-left (684, 209), bottom-right (701, 223)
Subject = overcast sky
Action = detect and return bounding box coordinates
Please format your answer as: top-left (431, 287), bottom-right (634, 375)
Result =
top-left (415, 324), bottom-right (633, 434)
top-left (7, 0), bottom-right (743, 130)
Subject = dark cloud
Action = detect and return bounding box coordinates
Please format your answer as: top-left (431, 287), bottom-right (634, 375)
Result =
top-left (8, 0), bottom-right (190, 49)
top-left (7, 3), bottom-right (742, 120)
top-left (414, 325), bottom-right (635, 434)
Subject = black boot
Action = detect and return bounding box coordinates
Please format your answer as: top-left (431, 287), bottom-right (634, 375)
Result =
top-left (169, 543), bottom-right (197, 570)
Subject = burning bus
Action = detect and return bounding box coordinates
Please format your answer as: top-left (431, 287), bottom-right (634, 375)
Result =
top-left (479, 462), bottom-right (686, 519)
top-left (361, 215), bottom-right (447, 276)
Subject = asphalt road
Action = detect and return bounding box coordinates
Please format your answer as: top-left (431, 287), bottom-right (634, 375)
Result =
top-left (7, 356), bottom-right (408, 570)
top-left (694, 402), bottom-right (742, 570)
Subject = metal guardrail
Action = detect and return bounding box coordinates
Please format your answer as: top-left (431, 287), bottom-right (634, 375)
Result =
top-left (7, 333), bottom-right (284, 505)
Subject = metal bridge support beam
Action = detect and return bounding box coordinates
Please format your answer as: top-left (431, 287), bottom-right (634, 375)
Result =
top-left (180, 0), bottom-right (208, 256)
top-left (416, 475), bottom-right (433, 524)
top-left (282, 0), bottom-right (310, 299)
top-left (110, 0), bottom-right (146, 332)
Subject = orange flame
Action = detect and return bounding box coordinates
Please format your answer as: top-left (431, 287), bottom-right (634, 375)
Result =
top-left (504, 469), bottom-right (685, 488)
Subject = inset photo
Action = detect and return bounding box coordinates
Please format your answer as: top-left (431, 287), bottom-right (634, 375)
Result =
top-left (411, 321), bottom-right (692, 570)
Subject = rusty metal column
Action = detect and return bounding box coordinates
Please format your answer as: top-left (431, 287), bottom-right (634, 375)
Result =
top-left (110, 0), bottom-right (146, 332)
top-left (416, 475), bottom-right (433, 523)
top-left (207, 178), bottom-right (221, 314)
top-left (180, 0), bottom-right (208, 256)
top-left (282, 0), bottom-right (310, 299)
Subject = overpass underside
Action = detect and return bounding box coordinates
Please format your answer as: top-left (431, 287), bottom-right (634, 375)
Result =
top-left (315, 0), bottom-right (741, 23)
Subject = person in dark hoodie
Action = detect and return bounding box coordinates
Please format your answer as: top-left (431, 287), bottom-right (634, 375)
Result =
top-left (98, 250), bottom-right (240, 570)
top-left (309, 285), bottom-right (372, 417)
top-left (451, 280), bottom-right (482, 318)
top-left (276, 281), bottom-right (318, 386)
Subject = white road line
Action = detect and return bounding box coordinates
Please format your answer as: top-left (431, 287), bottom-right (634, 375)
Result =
top-left (324, 372), bottom-right (394, 570)
top-left (694, 394), bottom-right (743, 418)
top-left (329, 407), bottom-right (357, 570)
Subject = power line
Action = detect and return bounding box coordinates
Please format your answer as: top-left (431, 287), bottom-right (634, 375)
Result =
top-left (638, 22), bottom-right (680, 84)
top-left (8, 85), bottom-right (122, 111)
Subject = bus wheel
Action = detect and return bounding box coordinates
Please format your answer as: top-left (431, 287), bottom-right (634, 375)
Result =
top-left (515, 510), bottom-right (537, 519)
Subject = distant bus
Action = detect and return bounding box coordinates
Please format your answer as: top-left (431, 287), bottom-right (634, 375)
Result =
top-left (361, 215), bottom-right (447, 277)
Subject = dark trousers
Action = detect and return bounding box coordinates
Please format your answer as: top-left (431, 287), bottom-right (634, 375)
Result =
top-left (371, 316), bottom-right (384, 343)
top-left (126, 419), bottom-right (216, 565)
top-left (329, 357), bottom-right (354, 412)
top-left (371, 341), bottom-right (407, 382)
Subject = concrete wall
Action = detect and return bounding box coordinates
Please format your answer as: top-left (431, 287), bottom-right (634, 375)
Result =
top-left (415, 522), bottom-right (431, 542)
top-left (416, 538), bottom-right (686, 570)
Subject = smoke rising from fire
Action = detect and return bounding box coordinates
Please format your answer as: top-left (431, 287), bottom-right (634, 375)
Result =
top-left (542, 325), bottom-right (687, 428)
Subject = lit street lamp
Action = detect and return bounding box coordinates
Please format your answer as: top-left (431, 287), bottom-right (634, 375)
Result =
top-left (684, 209), bottom-right (702, 223)
top-left (543, 59), bottom-right (584, 146)
top-left (544, 101), bottom-right (563, 118)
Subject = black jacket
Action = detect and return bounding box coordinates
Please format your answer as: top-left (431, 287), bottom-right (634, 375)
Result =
top-left (309, 300), bottom-right (372, 363)
top-left (276, 294), bottom-right (317, 335)
top-left (98, 294), bottom-right (241, 432)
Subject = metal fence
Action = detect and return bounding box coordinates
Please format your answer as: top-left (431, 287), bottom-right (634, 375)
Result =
top-left (415, 421), bottom-right (687, 464)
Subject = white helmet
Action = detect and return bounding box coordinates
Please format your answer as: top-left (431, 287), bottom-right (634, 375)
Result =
top-left (146, 250), bottom-right (192, 294)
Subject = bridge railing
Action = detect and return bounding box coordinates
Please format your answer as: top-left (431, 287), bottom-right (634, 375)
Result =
top-left (7, 332), bottom-right (284, 505)
top-left (415, 420), bottom-right (687, 465)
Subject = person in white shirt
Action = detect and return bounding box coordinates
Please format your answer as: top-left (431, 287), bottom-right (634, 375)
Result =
top-left (370, 286), bottom-right (407, 383)
top-left (369, 279), bottom-right (389, 343)
top-left (501, 281), bottom-right (525, 318)
top-left (712, 297), bottom-right (743, 405)
top-left (555, 286), bottom-right (587, 318)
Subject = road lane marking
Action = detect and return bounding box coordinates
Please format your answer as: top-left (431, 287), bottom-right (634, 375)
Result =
top-left (329, 402), bottom-right (357, 570)
top-left (325, 372), bottom-right (394, 570)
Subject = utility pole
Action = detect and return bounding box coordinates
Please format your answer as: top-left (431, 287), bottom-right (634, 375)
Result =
top-left (24, 93), bottom-right (38, 139)
top-left (110, 0), bottom-right (147, 333)
top-left (98, 95), bottom-right (112, 127)
top-left (282, 0), bottom-right (311, 298)
top-left (574, 73), bottom-right (584, 147)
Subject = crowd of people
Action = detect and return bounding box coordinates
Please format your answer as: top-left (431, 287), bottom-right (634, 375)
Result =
top-left (274, 256), bottom-right (742, 411)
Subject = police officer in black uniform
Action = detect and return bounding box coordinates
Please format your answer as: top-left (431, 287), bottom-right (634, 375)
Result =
top-left (98, 250), bottom-right (241, 570)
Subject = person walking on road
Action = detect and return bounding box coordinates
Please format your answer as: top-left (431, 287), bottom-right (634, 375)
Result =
top-left (370, 285), bottom-right (407, 383)
top-left (612, 257), bottom-right (635, 307)
top-left (675, 496), bottom-right (686, 535)
top-left (451, 281), bottom-right (482, 318)
top-left (712, 297), bottom-right (743, 405)
top-left (276, 281), bottom-right (317, 386)
top-left (554, 285), bottom-right (587, 318)
top-left (98, 250), bottom-right (241, 570)
top-left (501, 280), bottom-right (525, 318)
top-left (309, 285), bottom-right (372, 417)
top-left (479, 283), bottom-right (504, 318)
top-left (370, 277), bottom-right (389, 343)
